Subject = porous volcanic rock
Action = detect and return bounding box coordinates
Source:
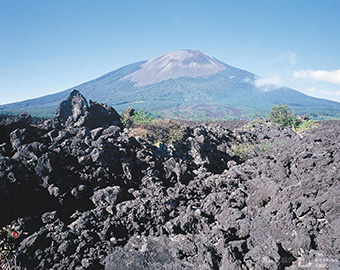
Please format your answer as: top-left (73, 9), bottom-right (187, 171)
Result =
top-left (0, 91), bottom-right (339, 269)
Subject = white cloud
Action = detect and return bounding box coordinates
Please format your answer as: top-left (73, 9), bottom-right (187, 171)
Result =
top-left (306, 86), bottom-right (340, 97)
top-left (288, 52), bottom-right (297, 65)
top-left (254, 75), bottom-right (281, 92)
top-left (294, 69), bottom-right (340, 84)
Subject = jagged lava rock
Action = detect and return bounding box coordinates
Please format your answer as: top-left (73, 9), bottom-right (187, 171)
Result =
top-left (0, 91), bottom-right (339, 269)
top-left (55, 89), bottom-right (121, 129)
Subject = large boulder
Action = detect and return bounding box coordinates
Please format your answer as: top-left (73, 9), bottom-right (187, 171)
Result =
top-left (55, 90), bottom-right (121, 129)
top-left (88, 100), bottom-right (122, 128)
top-left (55, 90), bottom-right (89, 127)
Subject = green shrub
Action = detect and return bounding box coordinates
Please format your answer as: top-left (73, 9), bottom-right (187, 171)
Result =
top-left (122, 109), bottom-right (154, 127)
top-left (293, 119), bottom-right (318, 132)
top-left (268, 104), bottom-right (295, 127)
top-left (268, 104), bottom-right (317, 132)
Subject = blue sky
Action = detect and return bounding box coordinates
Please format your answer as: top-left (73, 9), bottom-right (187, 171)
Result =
top-left (1, 0), bottom-right (340, 105)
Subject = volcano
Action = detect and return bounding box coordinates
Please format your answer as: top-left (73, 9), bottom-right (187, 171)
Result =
top-left (1, 49), bottom-right (340, 120)
top-left (122, 50), bottom-right (227, 86)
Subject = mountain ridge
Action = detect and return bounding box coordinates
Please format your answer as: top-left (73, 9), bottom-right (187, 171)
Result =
top-left (1, 49), bottom-right (340, 120)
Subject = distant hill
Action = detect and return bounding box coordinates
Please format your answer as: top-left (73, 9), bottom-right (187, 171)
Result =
top-left (1, 49), bottom-right (340, 120)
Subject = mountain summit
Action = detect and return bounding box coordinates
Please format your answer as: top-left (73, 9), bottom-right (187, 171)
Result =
top-left (122, 50), bottom-right (226, 86)
top-left (1, 49), bottom-right (340, 120)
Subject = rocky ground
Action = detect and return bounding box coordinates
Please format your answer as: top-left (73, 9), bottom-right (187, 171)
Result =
top-left (0, 90), bottom-right (339, 270)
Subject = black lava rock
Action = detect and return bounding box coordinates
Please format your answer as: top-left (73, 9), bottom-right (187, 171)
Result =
top-left (1, 91), bottom-right (339, 269)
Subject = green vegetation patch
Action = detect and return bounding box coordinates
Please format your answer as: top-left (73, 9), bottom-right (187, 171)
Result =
top-left (268, 104), bottom-right (296, 127)
top-left (269, 104), bottom-right (318, 132)
top-left (232, 140), bottom-right (285, 161)
top-left (123, 108), bottom-right (187, 146)
top-left (122, 109), bottom-right (154, 126)
top-left (243, 119), bottom-right (264, 129)
top-left (292, 119), bottom-right (318, 132)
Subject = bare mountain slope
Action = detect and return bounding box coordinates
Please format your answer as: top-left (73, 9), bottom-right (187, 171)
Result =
top-left (122, 50), bottom-right (226, 86)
